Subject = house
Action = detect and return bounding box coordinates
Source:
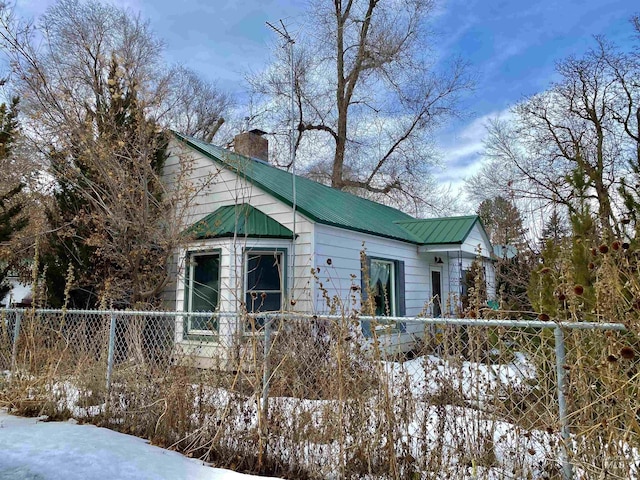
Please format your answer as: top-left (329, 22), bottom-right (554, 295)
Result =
top-left (1, 275), bottom-right (32, 308)
top-left (163, 130), bottom-right (495, 360)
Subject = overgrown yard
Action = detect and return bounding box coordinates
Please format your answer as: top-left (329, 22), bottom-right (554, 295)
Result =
top-left (1, 310), bottom-right (639, 479)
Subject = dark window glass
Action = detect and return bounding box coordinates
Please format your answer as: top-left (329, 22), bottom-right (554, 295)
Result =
top-left (247, 254), bottom-right (281, 291)
top-left (190, 254), bottom-right (220, 312)
top-left (432, 270), bottom-right (442, 317)
top-left (188, 315), bottom-right (218, 332)
top-left (246, 252), bottom-right (283, 314)
top-left (245, 291), bottom-right (282, 313)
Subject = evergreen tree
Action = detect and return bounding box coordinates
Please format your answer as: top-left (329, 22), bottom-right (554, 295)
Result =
top-left (528, 237), bottom-right (563, 319)
top-left (0, 97), bottom-right (27, 299)
top-left (477, 196), bottom-right (527, 248)
top-left (540, 206), bottom-right (569, 245)
top-left (528, 169), bottom-right (599, 320)
top-left (477, 196), bottom-right (532, 312)
top-left (42, 56), bottom-right (168, 308)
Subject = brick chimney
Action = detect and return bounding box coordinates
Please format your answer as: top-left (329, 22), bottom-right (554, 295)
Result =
top-left (233, 129), bottom-right (268, 162)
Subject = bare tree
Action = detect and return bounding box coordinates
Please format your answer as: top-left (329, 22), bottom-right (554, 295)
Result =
top-left (468, 19), bottom-right (640, 241)
top-left (161, 65), bottom-right (233, 143)
top-left (598, 18), bottom-right (640, 236)
top-left (0, 0), bottom-right (221, 307)
top-left (250, 0), bottom-right (471, 214)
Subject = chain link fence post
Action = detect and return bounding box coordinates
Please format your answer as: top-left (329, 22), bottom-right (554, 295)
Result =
top-left (106, 312), bottom-right (117, 395)
top-left (10, 310), bottom-right (22, 372)
top-left (260, 315), bottom-right (272, 462)
top-left (554, 325), bottom-right (574, 480)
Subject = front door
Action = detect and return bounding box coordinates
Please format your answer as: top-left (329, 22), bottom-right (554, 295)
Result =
top-left (431, 268), bottom-right (442, 317)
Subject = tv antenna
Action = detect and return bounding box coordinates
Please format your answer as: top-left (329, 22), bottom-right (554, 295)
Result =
top-left (266, 19), bottom-right (297, 305)
top-left (266, 20), bottom-right (294, 45)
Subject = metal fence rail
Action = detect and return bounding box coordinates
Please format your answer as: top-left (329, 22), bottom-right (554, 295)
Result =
top-left (1, 308), bottom-right (637, 479)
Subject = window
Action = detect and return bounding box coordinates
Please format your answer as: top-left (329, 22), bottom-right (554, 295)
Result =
top-left (461, 268), bottom-right (471, 307)
top-left (431, 268), bottom-right (442, 317)
top-left (370, 259), bottom-right (396, 316)
top-left (361, 256), bottom-right (406, 336)
top-left (184, 252), bottom-right (220, 335)
top-left (245, 250), bottom-right (285, 314)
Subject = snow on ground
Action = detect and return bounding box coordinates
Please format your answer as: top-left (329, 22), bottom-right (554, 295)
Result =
top-left (384, 352), bottom-right (536, 401)
top-left (0, 410), bottom-right (281, 480)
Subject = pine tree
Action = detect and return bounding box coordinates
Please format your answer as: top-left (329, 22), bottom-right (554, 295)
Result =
top-left (477, 196), bottom-right (527, 248)
top-left (528, 168), bottom-right (600, 320)
top-left (42, 56), bottom-right (168, 308)
top-left (0, 97), bottom-right (27, 300)
top-left (477, 196), bottom-right (532, 312)
top-left (540, 207), bottom-right (569, 245)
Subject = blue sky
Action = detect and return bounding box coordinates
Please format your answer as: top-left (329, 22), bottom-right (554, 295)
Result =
top-left (15, 0), bottom-right (639, 199)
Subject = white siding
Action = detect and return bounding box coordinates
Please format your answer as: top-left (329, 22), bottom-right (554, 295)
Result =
top-left (314, 224), bottom-right (440, 317)
top-left (162, 140), bottom-right (499, 356)
top-left (484, 258), bottom-right (497, 299)
top-left (1, 278), bottom-right (31, 307)
top-left (455, 256), bottom-right (497, 304)
top-left (461, 223), bottom-right (492, 258)
top-left (459, 221), bottom-right (496, 301)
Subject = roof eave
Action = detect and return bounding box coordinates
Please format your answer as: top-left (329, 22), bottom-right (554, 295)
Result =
top-left (191, 233), bottom-right (296, 241)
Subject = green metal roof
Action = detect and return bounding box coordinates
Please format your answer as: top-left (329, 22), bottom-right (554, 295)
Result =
top-left (174, 132), bottom-right (422, 244)
top-left (185, 204), bottom-right (294, 240)
top-left (394, 216), bottom-right (480, 245)
top-left (174, 133), bottom-right (489, 247)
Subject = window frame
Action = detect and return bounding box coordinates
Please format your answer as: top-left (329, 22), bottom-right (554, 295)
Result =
top-left (360, 255), bottom-right (406, 336)
top-left (243, 247), bottom-right (288, 331)
top-left (183, 249), bottom-right (221, 339)
top-left (370, 258), bottom-right (397, 317)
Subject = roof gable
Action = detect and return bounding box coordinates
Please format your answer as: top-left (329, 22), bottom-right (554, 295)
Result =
top-left (173, 132), bottom-right (421, 244)
top-left (395, 216), bottom-right (481, 245)
top-left (185, 204), bottom-right (294, 240)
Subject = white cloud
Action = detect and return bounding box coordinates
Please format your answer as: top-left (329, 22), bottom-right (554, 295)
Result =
top-left (440, 108), bottom-right (513, 166)
top-left (434, 107), bottom-right (514, 208)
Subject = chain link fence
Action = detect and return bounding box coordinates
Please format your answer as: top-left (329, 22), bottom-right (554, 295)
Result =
top-left (1, 308), bottom-right (638, 479)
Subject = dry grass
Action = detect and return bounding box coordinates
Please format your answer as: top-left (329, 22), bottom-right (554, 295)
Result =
top-left (1, 307), bottom-right (639, 479)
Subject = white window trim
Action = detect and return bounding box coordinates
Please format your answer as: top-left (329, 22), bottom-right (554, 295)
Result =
top-left (186, 251), bottom-right (220, 336)
top-left (370, 258), bottom-right (396, 317)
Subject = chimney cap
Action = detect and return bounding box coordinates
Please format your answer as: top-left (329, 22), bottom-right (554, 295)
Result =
top-left (248, 128), bottom-right (267, 136)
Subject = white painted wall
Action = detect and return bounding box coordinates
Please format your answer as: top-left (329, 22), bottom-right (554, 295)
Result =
top-left (452, 256), bottom-right (497, 306)
top-left (162, 140), bottom-right (498, 355)
top-left (313, 224), bottom-right (445, 316)
top-left (461, 222), bottom-right (493, 258)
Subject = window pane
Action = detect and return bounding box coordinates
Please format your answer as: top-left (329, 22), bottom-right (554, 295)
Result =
top-left (432, 270), bottom-right (442, 317)
top-left (189, 315), bottom-right (218, 332)
top-left (247, 254), bottom-right (282, 291)
top-left (191, 254), bottom-right (219, 312)
top-left (245, 292), bottom-right (282, 313)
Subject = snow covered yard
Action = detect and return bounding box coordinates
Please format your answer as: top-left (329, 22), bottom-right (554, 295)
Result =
top-left (0, 409), bottom-right (281, 480)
